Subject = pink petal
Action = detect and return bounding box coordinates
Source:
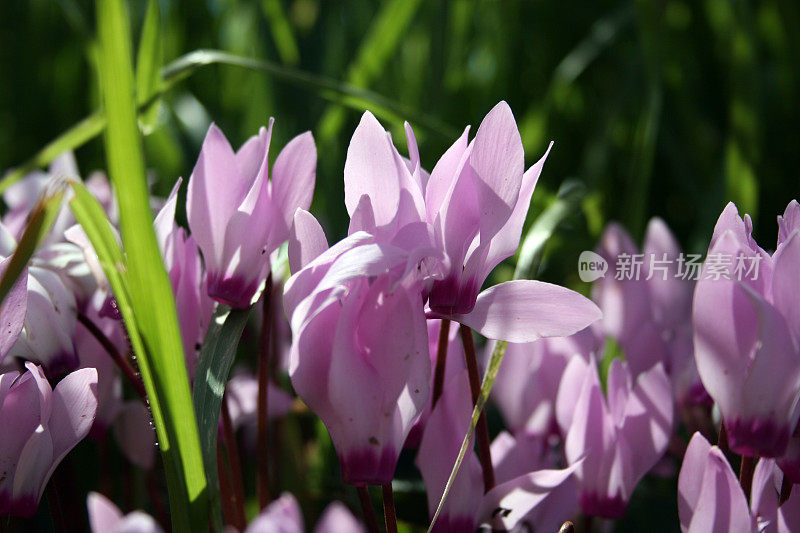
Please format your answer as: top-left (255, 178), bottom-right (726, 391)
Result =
top-left (416, 369), bottom-right (482, 529)
top-left (687, 446), bottom-right (754, 532)
top-left (643, 217), bottom-right (693, 326)
top-left (343, 112), bottom-right (402, 227)
top-left (288, 209), bottom-right (328, 274)
top-left (619, 363), bottom-right (673, 480)
top-left (468, 101), bottom-right (525, 240)
top-left (771, 229), bottom-right (800, 346)
top-left (245, 492), bottom-right (304, 533)
top-left (269, 131), bottom-right (317, 247)
top-left (0, 258), bottom-right (27, 363)
top-left (11, 425), bottom-right (54, 517)
top-left (480, 144), bottom-right (551, 280)
top-left (48, 368), bottom-right (98, 464)
top-left (425, 126), bottom-right (470, 222)
top-left (678, 432), bottom-right (714, 530)
top-left (186, 124), bottom-right (248, 271)
top-left (313, 501), bottom-right (365, 533)
top-left (87, 492), bottom-right (124, 532)
top-left (454, 280), bottom-right (602, 342)
top-left (476, 464), bottom-right (580, 532)
top-left (777, 200), bottom-right (800, 248)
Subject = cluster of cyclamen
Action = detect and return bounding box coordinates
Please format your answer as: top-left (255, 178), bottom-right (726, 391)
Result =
top-left (2, 99), bottom-right (800, 532)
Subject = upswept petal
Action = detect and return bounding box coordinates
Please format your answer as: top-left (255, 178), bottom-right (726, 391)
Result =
top-left (0, 258), bottom-right (27, 363)
top-left (245, 493), bottom-right (303, 533)
top-left (453, 280), bottom-right (602, 342)
top-left (480, 143), bottom-right (551, 280)
top-left (619, 363), bottom-right (673, 480)
top-left (468, 101), bottom-right (525, 241)
top-left (48, 367), bottom-right (98, 465)
top-left (777, 200), bottom-right (800, 248)
top-left (678, 432), bottom-right (714, 530)
top-left (344, 112), bottom-right (402, 227)
top-left (270, 131), bottom-right (317, 247)
top-left (288, 209), bottom-right (328, 274)
top-left (771, 229), bottom-right (800, 346)
top-left (425, 127), bottom-right (470, 222)
top-left (644, 217), bottom-right (693, 326)
top-left (10, 425), bottom-right (54, 517)
top-left (186, 123), bottom-right (248, 270)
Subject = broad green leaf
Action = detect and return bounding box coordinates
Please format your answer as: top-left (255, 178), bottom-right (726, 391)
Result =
top-left (96, 0), bottom-right (207, 529)
top-left (135, 0), bottom-right (163, 132)
top-left (514, 179), bottom-right (587, 280)
top-left (192, 304), bottom-right (252, 532)
top-left (0, 181), bottom-right (65, 305)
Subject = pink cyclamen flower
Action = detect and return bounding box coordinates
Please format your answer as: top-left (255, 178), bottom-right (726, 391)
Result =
top-left (492, 327), bottom-right (600, 438)
top-left (286, 216), bottom-right (430, 485)
top-left (87, 492), bottom-right (163, 533)
top-left (693, 201), bottom-right (800, 457)
top-left (678, 432), bottom-right (800, 533)
top-left (342, 104), bottom-right (601, 343)
top-left (417, 369), bottom-right (579, 532)
top-left (187, 121), bottom-right (316, 308)
top-left (593, 219), bottom-right (706, 406)
top-left (556, 356), bottom-right (673, 518)
top-left (0, 363), bottom-right (97, 517)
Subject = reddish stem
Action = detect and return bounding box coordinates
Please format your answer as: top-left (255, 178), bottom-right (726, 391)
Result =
top-left (356, 486), bottom-right (380, 533)
top-left (222, 394), bottom-right (247, 529)
top-left (257, 274), bottom-right (274, 509)
top-left (217, 439), bottom-right (239, 528)
top-left (459, 326), bottom-right (495, 493)
top-left (382, 484), bottom-right (397, 533)
top-left (77, 312), bottom-right (147, 403)
top-left (431, 319), bottom-right (451, 407)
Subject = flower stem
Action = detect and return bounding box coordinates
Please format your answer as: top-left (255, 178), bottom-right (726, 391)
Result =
top-left (431, 318), bottom-right (451, 407)
top-left (77, 312), bottom-right (147, 403)
top-left (739, 455), bottom-right (756, 501)
top-left (382, 483), bottom-right (397, 533)
top-left (459, 326), bottom-right (495, 493)
top-left (221, 393), bottom-right (247, 529)
top-left (356, 486), bottom-right (380, 533)
top-left (257, 273), bottom-right (274, 509)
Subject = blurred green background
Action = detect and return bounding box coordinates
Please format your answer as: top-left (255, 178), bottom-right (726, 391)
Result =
top-left (1, 1), bottom-right (798, 529)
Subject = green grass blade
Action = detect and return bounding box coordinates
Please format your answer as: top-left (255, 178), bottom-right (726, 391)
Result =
top-left (317, 0), bottom-right (425, 142)
top-left (260, 0), bottom-right (300, 65)
top-left (0, 48), bottom-right (456, 197)
top-left (428, 340), bottom-right (508, 532)
top-left (0, 181), bottom-right (65, 305)
top-left (514, 179), bottom-right (587, 280)
top-left (95, 0), bottom-right (207, 529)
top-left (192, 304), bottom-right (252, 532)
top-left (135, 0), bottom-right (163, 132)
top-left (67, 180), bottom-right (167, 473)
